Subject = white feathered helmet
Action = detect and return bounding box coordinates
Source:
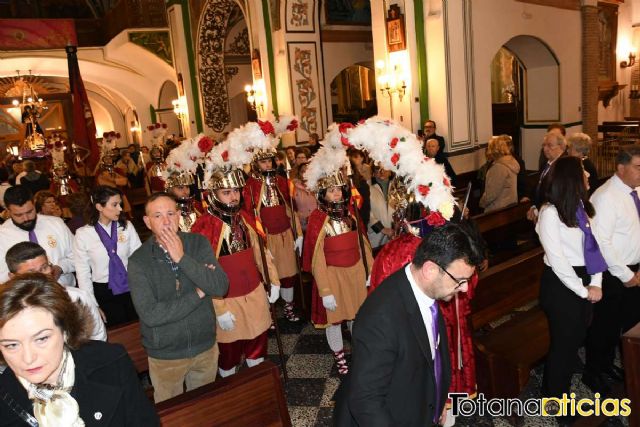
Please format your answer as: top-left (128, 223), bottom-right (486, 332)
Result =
top-left (162, 134), bottom-right (214, 188)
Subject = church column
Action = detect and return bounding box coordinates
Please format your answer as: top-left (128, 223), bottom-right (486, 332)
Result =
top-left (581, 0), bottom-right (599, 142)
top-left (166, 1), bottom-right (203, 137)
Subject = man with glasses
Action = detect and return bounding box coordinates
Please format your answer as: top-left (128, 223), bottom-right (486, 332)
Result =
top-left (335, 223), bottom-right (484, 426)
top-left (5, 241), bottom-right (106, 341)
top-left (423, 120), bottom-right (446, 156)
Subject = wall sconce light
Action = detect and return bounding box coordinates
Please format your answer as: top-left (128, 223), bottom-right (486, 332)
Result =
top-left (375, 58), bottom-right (408, 117)
top-left (621, 52), bottom-right (636, 68)
top-left (172, 97), bottom-right (187, 120)
top-left (244, 80), bottom-right (266, 115)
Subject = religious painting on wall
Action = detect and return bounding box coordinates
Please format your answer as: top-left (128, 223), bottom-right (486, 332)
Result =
top-left (287, 42), bottom-right (324, 141)
top-left (325, 0), bottom-right (371, 25)
top-left (386, 5), bottom-right (405, 52)
top-left (286, 0), bottom-right (315, 32)
top-left (598, 2), bottom-right (618, 82)
top-left (128, 31), bottom-right (173, 66)
top-left (270, 0), bottom-right (282, 31)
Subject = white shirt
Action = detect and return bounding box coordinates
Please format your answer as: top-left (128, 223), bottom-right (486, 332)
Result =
top-left (536, 204), bottom-right (602, 299)
top-left (73, 221), bottom-right (142, 305)
top-left (405, 264), bottom-right (438, 359)
top-left (590, 174), bottom-right (640, 283)
top-left (0, 214), bottom-right (76, 287)
top-left (65, 287), bottom-right (107, 341)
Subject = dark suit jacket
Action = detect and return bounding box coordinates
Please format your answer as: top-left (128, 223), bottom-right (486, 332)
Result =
top-left (334, 268), bottom-right (452, 426)
top-left (0, 341), bottom-right (159, 426)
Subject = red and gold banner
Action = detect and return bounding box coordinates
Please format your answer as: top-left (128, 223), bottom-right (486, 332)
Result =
top-left (0, 19), bottom-right (77, 50)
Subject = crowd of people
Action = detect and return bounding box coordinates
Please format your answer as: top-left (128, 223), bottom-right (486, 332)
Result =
top-left (0, 115), bottom-right (635, 427)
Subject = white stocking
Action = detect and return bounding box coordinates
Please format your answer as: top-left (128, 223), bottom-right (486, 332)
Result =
top-left (280, 287), bottom-right (294, 303)
top-left (326, 324), bottom-right (344, 353)
top-left (246, 357), bottom-right (264, 368)
top-left (218, 367), bottom-right (236, 378)
top-left (347, 320), bottom-right (353, 333)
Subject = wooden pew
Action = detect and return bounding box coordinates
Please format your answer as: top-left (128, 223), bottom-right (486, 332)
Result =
top-left (156, 361), bottom-right (291, 427)
top-left (623, 322), bottom-right (640, 427)
top-left (472, 246), bottom-right (549, 398)
top-left (107, 320), bottom-right (148, 374)
top-left (472, 201), bottom-right (532, 235)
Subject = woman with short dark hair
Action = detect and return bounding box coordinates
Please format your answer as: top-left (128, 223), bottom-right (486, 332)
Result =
top-left (0, 273), bottom-right (158, 426)
top-left (536, 156), bottom-right (605, 420)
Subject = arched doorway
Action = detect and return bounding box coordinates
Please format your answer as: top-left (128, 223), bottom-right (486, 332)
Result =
top-left (330, 64), bottom-right (377, 124)
top-left (490, 35), bottom-right (560, 168)
top-left (157, 80), bottom-right (181, 139)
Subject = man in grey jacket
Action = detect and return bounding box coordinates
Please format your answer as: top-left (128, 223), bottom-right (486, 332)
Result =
top-left (128, 192), bottom-right (229, 402)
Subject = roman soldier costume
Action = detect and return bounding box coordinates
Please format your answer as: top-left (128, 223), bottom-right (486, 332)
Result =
top-left (162, 136), bottom-right (211, 232)
top-left (301, 131), bottom-right (373, 375)
top-left (241, 119), bottom-right (302, 322)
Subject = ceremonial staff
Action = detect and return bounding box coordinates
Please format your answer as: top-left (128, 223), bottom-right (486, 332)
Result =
top-left (284, 158), bottom-right (307, 315)
top-left (346, 162), bottom-right (369, 278)
top-left (249, 186), bottom-right (288, 383)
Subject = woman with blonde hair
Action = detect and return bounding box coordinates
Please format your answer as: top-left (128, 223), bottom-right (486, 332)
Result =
top-left (0, 273), bottom-right (158, 426)
top-left (479, 135), bottom-right (520, 212)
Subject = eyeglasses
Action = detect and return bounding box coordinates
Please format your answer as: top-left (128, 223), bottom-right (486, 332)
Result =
top-left (434, 262), bottom-right (470, 290)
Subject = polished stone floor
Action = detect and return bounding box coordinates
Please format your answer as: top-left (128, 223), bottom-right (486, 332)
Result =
top-left (267, 314), bottom-right (629, 427)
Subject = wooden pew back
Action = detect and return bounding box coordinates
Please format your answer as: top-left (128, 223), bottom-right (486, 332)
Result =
top-left (107, 320), bottom-right (148, 374)
top-left (472, 201), bottom-right (532, 235)
top-left (472, 246), bottom-right (545, 331)
top-left (156, 361), bottom-right (291, 427)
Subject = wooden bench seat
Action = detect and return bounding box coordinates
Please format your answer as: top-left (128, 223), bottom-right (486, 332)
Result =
top-left (156, 361), bottom-right (291, 427)
top-left (472, 246), bottom-right (550, 398)
top-left (107, 320), bottom-right (148, 374)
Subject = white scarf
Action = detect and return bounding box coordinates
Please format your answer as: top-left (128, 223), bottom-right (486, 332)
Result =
top-left (18, 349), bottom-right (85, 427)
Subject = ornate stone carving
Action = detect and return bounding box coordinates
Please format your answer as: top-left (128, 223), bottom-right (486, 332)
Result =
top-left (225, 66), bottom-right (239, 82)
top-left (197, 0), bottom-right (238, 132)
top-left (226, 28), bottom-right (250, 55)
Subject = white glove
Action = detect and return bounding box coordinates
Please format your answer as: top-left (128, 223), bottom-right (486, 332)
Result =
top-left (268, 284), bottom-right (280, 304)
top-left (294, 236), bottom-right (303, 254)
top-left (322, 295), bottom-right (338, 312)
top-left (217, 311), bottom-right (236, 331)
top-left (366, 275), bottom-right (371, 288)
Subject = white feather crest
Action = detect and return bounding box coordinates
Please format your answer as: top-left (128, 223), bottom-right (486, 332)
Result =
top-left (304, 124), bottom-right (348, 191)
top-left (343, 116), bottom-right (457, 219)
top-left (273, 115), bottom-right (299, 136)
top-left (162, 134), bottom-right (208, 180)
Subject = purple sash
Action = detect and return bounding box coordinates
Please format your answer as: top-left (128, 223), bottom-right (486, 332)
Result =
top-left (576, 204), bottom-right (607, 275)
top-left (94, 221), bottom-right (129, 295)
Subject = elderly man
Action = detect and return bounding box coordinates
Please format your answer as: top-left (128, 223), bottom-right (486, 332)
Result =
top-left (526, 131), bottom-right (567, 222)
top-left (423, 120), bottom-right (446, 155)
top-left (425, 138), bottom-right (457, 186)
top-left (567, 132), bottom-right (599, 194)
top-left (584, 146), bottom-right (640, 395)
top-left (128, 192), bottom-right (229, 402)
top-left (5, 241), bottom-right (106, 341)
top-left (0, 186), bottom-right (75, 287)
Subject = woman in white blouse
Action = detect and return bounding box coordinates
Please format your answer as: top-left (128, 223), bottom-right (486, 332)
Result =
top-left (74, 186), bottom-right (142, 326)
top-left (536, 156), bottom-right (604, 412)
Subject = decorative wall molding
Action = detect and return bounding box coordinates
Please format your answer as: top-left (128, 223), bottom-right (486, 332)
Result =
top-left (287, 41), bottom-right (324, 140)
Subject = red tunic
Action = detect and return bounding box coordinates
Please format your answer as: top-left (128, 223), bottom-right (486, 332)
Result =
top-left (369, 233), bottom-right (478, 402)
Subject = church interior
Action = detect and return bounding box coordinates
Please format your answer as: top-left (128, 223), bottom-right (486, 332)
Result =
top-left (1, 0), bottom-right (640, 426)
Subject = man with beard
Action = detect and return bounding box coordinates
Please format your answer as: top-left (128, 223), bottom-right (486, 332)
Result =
top-left (0, 185), bottom-right (75, 286)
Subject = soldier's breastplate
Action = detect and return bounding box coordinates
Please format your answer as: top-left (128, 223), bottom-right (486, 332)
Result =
top-left (220, 217), bottom-right (249, 256)
top-left (178, 211), bottom-right (198, 232)
top-left (323, 217), bottom-right (354, 237)
top-left (261, 177), bottom-right (284, 207)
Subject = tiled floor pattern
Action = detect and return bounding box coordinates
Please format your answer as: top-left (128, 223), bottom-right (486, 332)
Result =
top-left (268, 317), bottom-right (629, 427)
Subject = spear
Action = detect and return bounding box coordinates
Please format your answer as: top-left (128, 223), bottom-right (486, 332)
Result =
top-left (249, 185), bottom-right (288, 383)
top-left (346, 162), bottom-right (369, 278)
top-left (283, 157), bottom-right (307, 315)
